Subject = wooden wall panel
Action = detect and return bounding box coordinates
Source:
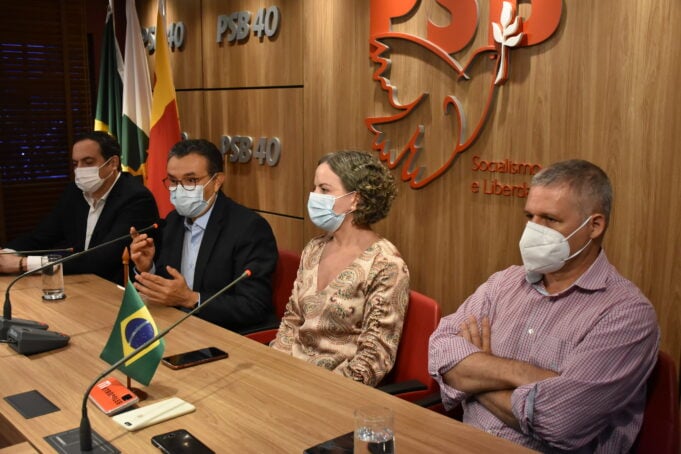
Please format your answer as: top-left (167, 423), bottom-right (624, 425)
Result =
top-left (175, 89), bottom-right (305, 254)
top-left (202, 0), bottom-right (303, 88)
top-left (137, 0), bottom-right (203, 89)
top-left (259, 213), bottom-right (305, 253)
top-left (176, 91), bottom-right (207, 140)
top-left (302, 0), bottom-right (377, 245)
top-left (203, 88), bottom-right (304, 217)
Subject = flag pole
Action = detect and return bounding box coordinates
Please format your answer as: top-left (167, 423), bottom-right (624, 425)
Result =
top-left (121, 247), bottom-right (149, 400)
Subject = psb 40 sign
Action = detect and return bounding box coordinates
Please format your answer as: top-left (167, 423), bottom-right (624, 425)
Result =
top-left (216, 6), bottom-right (281, 43)
top-left (221, 135), bottom-right (281, 167)
top-left (142, 22), bottom-right (185, 53)
top-left (367, 0), bottom-right (562, 188)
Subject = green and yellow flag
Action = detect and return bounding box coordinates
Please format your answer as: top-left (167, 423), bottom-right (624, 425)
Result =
top-left (94, 2), bottom-right (123, 138)
top-left (100, 281), bottom-right (165, 386)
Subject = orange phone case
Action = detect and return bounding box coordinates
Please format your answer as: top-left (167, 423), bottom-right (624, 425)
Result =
top-left (88, 376), bottom-right (139, 415)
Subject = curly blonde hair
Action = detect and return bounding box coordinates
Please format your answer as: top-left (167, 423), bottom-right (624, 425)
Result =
top-left (318, 151), bottom-right (397, 227)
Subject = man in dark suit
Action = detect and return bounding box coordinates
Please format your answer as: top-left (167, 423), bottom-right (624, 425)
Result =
top-left (0, 131), bottom-right (159, 284)
top-left (130, 139), bottom-right (278, 333)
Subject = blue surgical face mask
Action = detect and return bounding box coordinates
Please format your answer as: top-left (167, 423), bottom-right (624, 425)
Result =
top-left (307, 191), bottom-right (356, 232)
top-left (170, 175), bottom-right (216, 219)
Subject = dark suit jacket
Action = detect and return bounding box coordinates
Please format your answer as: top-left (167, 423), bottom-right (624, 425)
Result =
top-left (156, 192), bottom-right (278, 332)
top-left (7, 173), bottom-right (159, 284)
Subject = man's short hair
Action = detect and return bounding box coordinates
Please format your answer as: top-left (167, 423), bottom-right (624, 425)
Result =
top-left (74, 131), bottom-right (122, 169)
top-left (532, 159), bottom-right (612, 223)
top-left (168, 139), bottom-right (224, 175)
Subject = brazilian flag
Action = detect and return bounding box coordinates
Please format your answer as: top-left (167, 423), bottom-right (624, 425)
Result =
top-left (100, 281), bottom-right (165, 386)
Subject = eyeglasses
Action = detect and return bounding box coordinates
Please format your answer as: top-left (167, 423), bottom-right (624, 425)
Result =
top-left (162, 174), bottom-right (214, 192)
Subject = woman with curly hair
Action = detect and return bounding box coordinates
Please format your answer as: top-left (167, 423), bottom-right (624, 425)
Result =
top-left (271, 150), bottom-right (410, 386)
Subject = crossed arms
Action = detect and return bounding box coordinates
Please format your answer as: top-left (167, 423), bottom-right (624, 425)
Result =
top-left (443, 315), bottom-right (558, 429)
top-left (428, 268), bottom-right (659, 451)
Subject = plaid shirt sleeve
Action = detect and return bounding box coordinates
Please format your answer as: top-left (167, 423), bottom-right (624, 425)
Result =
top-left (428, 273), bottom-right (500, 409)
top-left (511, 294), bottom-right (659, 451)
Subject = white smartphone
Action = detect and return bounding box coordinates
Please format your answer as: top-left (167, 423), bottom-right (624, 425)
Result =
top-left (112, 397), bottom-right (195, 431)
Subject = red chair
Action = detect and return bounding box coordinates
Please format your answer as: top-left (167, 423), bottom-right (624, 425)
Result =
top-left (244, 249), bottom-right (300, 343)
top-left (270, 249), bottom-right (301, 319)
top-left (633, 350), bottom-right (680, 454)
top-left (378, 290), bottom-right (442, 402)
top-left (247, 284), bottom-right (443, 402)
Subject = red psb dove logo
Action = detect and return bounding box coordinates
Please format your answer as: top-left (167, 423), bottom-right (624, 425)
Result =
top-left (367, 0), bottom-right (562, 188)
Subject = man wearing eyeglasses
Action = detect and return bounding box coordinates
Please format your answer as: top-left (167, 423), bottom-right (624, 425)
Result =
top-left (129, 139), bottom-right (279, 333)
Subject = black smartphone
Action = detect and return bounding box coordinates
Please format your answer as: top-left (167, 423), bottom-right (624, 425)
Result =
top-left (161, 347), bottom-right (228, 370)
top-left (304, 431), bottom-right (353, 453)
top-left (151, 429), bottom-right (215, 454)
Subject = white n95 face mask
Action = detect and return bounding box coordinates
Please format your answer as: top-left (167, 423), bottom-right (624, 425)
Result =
top-left (307, 191), bottom-right (355, 232)
top-left (74, 157), bottom-right (113, 194)
top-left (519, 216), bottom-right (592, 276)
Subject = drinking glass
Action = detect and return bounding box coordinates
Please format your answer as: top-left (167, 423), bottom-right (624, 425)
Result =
top-left (354, 406), bottom-right (395, 453)
top-left (41, 254), bottom-right (65, 300)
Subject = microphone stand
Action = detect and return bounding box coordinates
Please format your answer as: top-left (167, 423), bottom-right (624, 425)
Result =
top-left (0, 248), bottom-right (74, 255)
top-left (0, 223), bottom-right (160, 340)
top-left (120, 247), bottom-right (144, 399)
top-left (79, 269), bottom-right (251, 452)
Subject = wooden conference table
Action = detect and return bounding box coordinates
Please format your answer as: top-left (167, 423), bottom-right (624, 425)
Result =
top-left (0, 275), bottom-right (534, 453)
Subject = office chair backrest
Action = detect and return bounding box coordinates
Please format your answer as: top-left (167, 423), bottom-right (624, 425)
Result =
top-left (633, 350), bottom-right (680, 454)
top-left (244, 249), bottom-right (300, 342)
top-left (381, 290), bottom-right (442, 401)
top-left (272, 249), bottom-right (301, 319)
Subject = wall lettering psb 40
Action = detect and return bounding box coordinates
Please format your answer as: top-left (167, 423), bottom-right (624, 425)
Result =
top-left (140, 5), bottom-right (281, 53)
top-left (142, 22), bottom-right (185, 53)
top-left (221, 135), bottom-right (281, 167)
top-left (216, 6), bottom-right (281, 44)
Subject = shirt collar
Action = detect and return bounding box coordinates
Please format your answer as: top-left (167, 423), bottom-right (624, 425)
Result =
top-left (570, 249), bottom-right (609, 291)
top-left (183, 199), bottom-right (215, 232)
top-left (82, 172), bottom-right (121, 208)
top-left (528, 249), bottom-right (610, 296)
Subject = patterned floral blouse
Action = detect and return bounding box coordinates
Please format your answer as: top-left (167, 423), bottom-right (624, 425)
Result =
top-left (271, 235), bottom-right (410, 386)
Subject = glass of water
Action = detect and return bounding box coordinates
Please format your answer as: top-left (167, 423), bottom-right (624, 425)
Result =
top-left (41, 254), bottom-right (65, 301)
top-left (354, 406), bottom-right (395, 453)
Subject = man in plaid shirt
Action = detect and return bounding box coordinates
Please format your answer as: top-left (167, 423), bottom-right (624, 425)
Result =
top-left (429, 159), bottom-right (659, 453)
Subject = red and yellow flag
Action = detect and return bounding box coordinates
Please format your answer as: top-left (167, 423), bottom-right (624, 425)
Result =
top-left (147, 0), bottom-right (180, 218)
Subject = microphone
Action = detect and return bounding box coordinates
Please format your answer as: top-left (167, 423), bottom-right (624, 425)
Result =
top-left (5, 326), bottom-right (70, 355)
top-left (0, 222), bottom-right (163, 342)
top-left (0, 248), bottom-right (74, 255)
top-left (78, 269), bottom-right (252, 452)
